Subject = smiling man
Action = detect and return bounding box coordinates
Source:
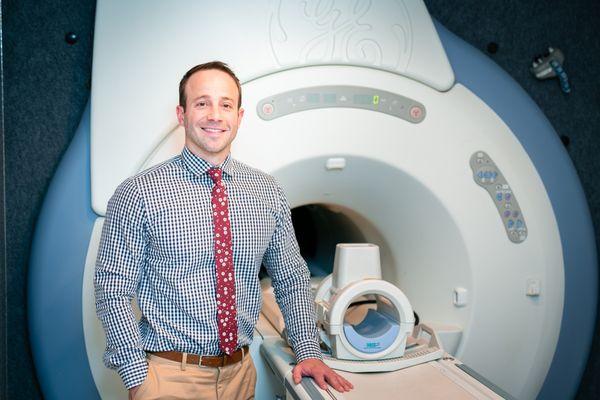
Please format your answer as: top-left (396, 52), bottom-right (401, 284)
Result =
top-left (95, 61), bottom-right (352, 399)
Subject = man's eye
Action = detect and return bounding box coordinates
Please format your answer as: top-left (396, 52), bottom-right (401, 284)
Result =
top-left (196, 101), bottom-right (206, 107)
top-left (223, 104), bottom-right (232, 109)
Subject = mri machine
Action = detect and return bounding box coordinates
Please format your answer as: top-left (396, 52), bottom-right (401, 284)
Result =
top-left (28, 1), bottom-right (597, 399)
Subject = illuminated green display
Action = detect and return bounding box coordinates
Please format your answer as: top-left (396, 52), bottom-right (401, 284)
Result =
top-left (353, 94), bottom-right (379, 105)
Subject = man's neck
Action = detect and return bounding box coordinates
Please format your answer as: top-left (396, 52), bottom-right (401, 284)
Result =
top-left (186, 145), bottom-right (228, 167)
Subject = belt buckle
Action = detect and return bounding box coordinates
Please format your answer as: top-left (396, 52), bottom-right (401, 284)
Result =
top-left (197, 355), bottom-right (203, 366)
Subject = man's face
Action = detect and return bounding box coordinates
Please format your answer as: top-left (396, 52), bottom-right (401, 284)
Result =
top-left (176, 69), bottom-right (244, 164)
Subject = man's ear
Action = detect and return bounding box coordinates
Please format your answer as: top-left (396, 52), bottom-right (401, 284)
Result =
top-left (238, 107), bottom-right (245, 124)
top-left (176, 105), bottom-right (185, 125)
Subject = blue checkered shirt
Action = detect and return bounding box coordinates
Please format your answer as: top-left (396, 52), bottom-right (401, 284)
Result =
top-left (94, 147), bottom-right (322, 389)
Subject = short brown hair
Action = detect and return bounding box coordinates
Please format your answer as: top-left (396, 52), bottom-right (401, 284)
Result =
top-left (179, 61), bottom-right (242, 110)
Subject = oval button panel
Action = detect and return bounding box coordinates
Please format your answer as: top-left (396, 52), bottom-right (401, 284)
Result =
top-left (470, 151), bottom-right (528, 243)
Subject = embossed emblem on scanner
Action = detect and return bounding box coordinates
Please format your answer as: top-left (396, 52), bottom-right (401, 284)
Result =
top-left (269, 0), bottom-right (413, 71)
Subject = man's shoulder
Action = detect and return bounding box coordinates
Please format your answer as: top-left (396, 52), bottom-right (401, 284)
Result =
top-left (128, 155), bottom-right (182, 185)
top-left (112, 156), bottom-right (181, 197)
top-left (230, 158), bottom-right (279, 189)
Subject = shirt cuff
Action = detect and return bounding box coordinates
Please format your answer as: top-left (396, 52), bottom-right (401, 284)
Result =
top-left (118, 358), bottom-right (148, 389)
top-left (293, 339), bottom-right (323, 362)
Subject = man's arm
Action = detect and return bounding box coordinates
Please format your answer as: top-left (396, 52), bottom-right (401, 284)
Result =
top-left (263, 185), bottom-right (353, 393)
top-left (262, 185), bottom-right (322, 361)
top-left (94, 178), bottom-right (148, 390)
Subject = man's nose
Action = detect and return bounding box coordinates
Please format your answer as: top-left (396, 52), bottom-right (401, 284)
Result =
top-left (207, 104), bottom-right (222, 120)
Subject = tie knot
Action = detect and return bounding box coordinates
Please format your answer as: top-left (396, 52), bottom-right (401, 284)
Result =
top-left (208, 167), bottom-right (223, 184)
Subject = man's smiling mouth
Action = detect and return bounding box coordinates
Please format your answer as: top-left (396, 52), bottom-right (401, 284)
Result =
top-left (202, 127), bottom-right (227, 134)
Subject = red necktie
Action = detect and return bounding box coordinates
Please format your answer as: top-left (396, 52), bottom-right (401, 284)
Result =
top-left (208, 167), bottom-right (238, 355)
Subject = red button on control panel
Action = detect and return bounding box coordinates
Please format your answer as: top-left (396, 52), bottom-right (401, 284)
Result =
top-left (410, 106), bottom-right (422, 119)
top-left (262, 103), bottom-right (274, 115)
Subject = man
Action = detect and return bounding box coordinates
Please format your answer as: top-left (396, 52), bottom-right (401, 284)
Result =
top-left (95, 61), bottom-right (353, 399)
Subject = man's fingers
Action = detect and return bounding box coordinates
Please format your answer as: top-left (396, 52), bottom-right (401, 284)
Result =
top-left (326, 372), bottom-right (353, 392)
top-left (327, 374), bottom-right (344, 392)
top-left (313, 372), bottom-right (328, 390)
top-left (292, 365), bottom-right (303, 384)
top-left (340, 375), bottom-right (353, 390)
top-left (334, 372), bottom-right (352, 390)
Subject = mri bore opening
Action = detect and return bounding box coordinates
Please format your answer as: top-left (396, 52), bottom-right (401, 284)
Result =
top-left (291, 204), bottom-right (366, 277)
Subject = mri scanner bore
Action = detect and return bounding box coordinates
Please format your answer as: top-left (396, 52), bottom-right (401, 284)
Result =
top-left (28, 1), bottom-right (596, 400)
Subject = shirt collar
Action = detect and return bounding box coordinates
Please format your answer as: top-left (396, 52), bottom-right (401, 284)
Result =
top-left (181, 146), bottom-right (233, 179)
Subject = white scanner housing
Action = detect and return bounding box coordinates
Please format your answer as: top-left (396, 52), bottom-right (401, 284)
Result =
top-left (74, 1), bottom-right (582, 399)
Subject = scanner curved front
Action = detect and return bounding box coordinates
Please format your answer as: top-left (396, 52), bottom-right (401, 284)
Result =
top-left (116, 65), bottom-right (564, 398)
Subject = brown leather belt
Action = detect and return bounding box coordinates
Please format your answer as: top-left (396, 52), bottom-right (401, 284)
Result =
top-left (149, 345), bottom-right (249, 368)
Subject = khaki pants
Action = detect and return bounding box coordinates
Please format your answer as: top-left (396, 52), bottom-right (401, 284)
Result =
top-left (134, 352), bottom-right (257, 400)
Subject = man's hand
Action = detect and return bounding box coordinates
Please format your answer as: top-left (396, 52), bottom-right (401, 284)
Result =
top-left (128, 385), bottom-right (140, 400)
top-left (292, 358), bottom-right (353, 393)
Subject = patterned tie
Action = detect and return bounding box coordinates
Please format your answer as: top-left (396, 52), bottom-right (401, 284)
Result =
top-left (208, 167), bottom-right (238, 355)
